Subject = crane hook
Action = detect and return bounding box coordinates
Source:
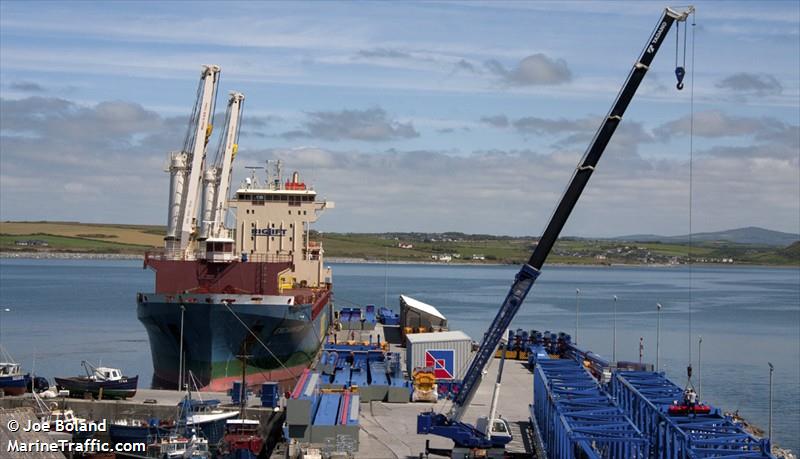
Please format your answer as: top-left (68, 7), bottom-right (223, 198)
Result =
top-left (675, 66), bottom-right (686, 90)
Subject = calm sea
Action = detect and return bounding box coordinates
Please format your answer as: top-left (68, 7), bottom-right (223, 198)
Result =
top-left (0, 259), bottom-right (798, 451)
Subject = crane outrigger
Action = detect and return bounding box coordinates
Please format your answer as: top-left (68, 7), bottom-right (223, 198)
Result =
top-left (417, 6), bottom-right (695, 457)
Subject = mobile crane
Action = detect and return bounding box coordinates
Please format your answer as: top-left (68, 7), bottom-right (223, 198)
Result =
top-left (417, 6), bottom-right (695, 457)
top-left (164, 64), bottom-right (221, 259)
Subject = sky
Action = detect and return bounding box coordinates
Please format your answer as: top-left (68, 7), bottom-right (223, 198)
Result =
top-left (1, 1), bottom-right (798, 238)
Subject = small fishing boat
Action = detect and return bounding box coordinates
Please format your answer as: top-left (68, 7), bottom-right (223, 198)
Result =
top-left (31, 390), bottom-right (96, 442)
top-left (179, 397), bottom-right (238, 445)
top-left (55, 361), bottom-right (138, 399)
top-left (144, 431), bottom-right (209, 458)
top-left (0, 361), bottom-right (31, 396)
top-left (116, 389), bottom-right (211, 459)
top-left (109, 418), bottom-right (175, 447)
top-left (216, 419), bottom-right (263, 459)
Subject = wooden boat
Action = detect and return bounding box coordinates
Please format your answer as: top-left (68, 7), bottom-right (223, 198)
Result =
top-left (55, 361), bottom-right (138, 399)
top-left (0, 362), bottom-right (30, 396)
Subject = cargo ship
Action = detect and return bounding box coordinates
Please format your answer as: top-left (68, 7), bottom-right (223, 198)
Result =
top-left (137, 65), bottom-right (333, 391)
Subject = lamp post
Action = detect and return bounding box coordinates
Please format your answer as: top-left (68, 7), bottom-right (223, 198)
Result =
top-left (178, 304), bottom-right (186, 391)
top-left (612, 295), bottom-right (617, 364)
top-left (656, 303), bottom-right (662, 371)
top-left (575, 288), bottom-right (581, 344)
top-left (768, 362), bottom-right (774, 444)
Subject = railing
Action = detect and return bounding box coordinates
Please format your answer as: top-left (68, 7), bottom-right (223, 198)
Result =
top-left (244, 253), bottom-right (292, 263)
top-left (144, 249), bottom-right (188, 262)
top-left (145, 250), bottom-right (292, 264)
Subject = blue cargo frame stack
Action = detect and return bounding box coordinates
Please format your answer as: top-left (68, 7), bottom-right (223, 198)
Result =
top-left (320, 342), bottom-right (411, 402)
top-left (531, 354), bottom-right (649, 459)
top-left (284, 368), bottom-right (361, 449)
top-left (610, 371), bottom-right (774, 459)
top-left (338, 305), bottom-right (378, 330)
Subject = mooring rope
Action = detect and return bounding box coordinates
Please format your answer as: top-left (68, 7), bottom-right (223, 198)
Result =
top-left (222, 300), bottom-right (297, 379)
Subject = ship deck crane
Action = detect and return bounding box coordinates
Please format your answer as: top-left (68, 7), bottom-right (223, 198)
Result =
top-left (417, 6), bottom-right (695, 456)
top-left (200, 91), bottom-right (245, 244)
top-left (164, 64), bottom-right (221, 259)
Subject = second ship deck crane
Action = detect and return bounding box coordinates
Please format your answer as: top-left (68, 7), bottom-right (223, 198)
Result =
top-left (199, 91), bottom-right (245, 261)
top-left (417, 5), bottom-right (695, 457)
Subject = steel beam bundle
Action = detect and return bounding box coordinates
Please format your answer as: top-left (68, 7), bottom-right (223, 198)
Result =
top-left (610, 371), bottom-right (774, 459)
top-left (532, 359), bottom-right (649, 459)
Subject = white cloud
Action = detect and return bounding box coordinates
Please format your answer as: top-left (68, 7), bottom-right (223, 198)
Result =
top-left (1, 92), bottom-right (797, 237)
top-left (282, 107), bottom-right (419, 142)
top-left (485, 54), bottom-right (572, 86)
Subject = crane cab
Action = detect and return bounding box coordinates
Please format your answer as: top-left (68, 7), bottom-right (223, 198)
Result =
top-left (475, 416), bottom-right (512, 446)
top-left (202, 237), bottom-right (236, 263)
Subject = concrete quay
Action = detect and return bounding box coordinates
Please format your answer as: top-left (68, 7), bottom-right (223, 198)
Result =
top-left (327, 324), bottom-right (536, 458)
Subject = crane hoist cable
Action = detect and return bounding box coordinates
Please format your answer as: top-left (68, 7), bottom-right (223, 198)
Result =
top-left (212, 101), bottom-right (234, 168)
top-left (674, 16), bottom-right (689, 90)
top-left (206, 77), bottom-right (221, 146)
top-left (182, 78), bottom-right (204, 154)
top-left (686, 9), bottom-right (697, 388)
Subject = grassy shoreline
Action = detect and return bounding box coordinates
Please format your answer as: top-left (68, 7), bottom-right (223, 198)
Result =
top-left (1, 221), bottom-right (797, 267)
top-left (2, 251), bottom-right (798, 270)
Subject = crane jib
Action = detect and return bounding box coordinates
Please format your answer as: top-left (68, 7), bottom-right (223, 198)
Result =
top-left (453, 265), bottom-right (539, 410)
top-left (450, 8), bottom-right (683, 415)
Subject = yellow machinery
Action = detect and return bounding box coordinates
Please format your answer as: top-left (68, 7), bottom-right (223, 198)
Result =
top-left (493, 348), bottom-right (530, 361)
top-left (412, 368), bottom-right (438, 402)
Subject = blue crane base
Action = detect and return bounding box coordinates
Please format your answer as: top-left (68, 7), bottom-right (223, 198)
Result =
top-left (417, 411), bottom-right (511, 449)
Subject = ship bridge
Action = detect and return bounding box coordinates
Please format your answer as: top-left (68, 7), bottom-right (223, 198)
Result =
top-left (230, 166), bottom-right (334, 290)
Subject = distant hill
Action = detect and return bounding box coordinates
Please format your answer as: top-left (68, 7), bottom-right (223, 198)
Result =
top-left (615, 226), bottom-right (799, 247)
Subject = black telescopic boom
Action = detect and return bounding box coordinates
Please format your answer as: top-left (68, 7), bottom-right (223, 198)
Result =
top-left (529, 8), bottom-right (683, 269)
top-left (451, 7), bottom-right (691, 414)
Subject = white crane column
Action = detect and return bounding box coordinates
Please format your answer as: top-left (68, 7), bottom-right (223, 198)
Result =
top-left (199, 168), bottom-right (218, 241)
top-left (178, 64), bottom-right (221, 255)
top-left (211, 92), bottom-right (245, 240)
top-left (165, 152), bottom-right (188, 254)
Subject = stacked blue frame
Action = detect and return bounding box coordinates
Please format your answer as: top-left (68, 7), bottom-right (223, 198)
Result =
top-left (610, 371), bottom-right (774, 459)
top-left (531, 357), bottom-right (649, 459)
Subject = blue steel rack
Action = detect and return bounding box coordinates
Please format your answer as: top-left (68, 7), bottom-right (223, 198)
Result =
top-left (610, 371), bottom-right (774, 459)
top-left (531, 356), bottom-right (649, 459)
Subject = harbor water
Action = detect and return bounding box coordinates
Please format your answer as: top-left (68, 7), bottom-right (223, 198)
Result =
top-left (0, 258), bottom-right (797, 451)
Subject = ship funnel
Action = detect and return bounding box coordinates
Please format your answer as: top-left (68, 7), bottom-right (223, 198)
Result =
top-left (292, 171), bottom-right (300, 183)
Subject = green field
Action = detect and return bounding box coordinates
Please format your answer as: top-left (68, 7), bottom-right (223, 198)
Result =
top-left (1, 221), bottom-right (797, 266)
top-left (0, 233), bottom-right (153, 253)
top-left (317, 232), bottom-right (797, 266)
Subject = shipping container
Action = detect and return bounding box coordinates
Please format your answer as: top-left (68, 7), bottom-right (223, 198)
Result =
top-left (405, 331), bottom-right (472, 381)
